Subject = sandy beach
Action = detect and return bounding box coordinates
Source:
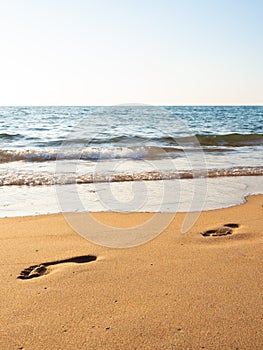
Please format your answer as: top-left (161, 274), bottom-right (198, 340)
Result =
top-left (0, 194), bottom-right (262, 350)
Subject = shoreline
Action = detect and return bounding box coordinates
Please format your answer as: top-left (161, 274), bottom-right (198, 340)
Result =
top-left (1, 175), bottom-right (263, 218)
top-left (0, 191), bottom-right (260, 220)
top-left (1, 194), bottom-right (262, 349)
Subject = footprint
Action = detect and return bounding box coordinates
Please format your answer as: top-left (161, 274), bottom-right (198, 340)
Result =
top-left (223, 223), bottom-right (239, 228)
top-left (201, 223), bottom-right (239, 237)
top-left (17, 255), bottom-right (97, 280)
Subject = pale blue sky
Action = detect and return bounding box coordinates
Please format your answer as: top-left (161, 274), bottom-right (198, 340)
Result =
top-left (0, 0), bottom-right (262, 105)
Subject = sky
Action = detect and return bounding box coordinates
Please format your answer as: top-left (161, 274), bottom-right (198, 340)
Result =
top-left (0, 0), bottom-right (262, 106)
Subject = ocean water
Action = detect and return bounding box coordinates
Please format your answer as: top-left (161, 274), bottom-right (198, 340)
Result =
top-left (0, 105), bottom-right (262, 217)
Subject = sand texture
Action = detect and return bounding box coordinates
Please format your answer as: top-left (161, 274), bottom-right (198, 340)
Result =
top-left (0, 195), bottom-right (262, 350)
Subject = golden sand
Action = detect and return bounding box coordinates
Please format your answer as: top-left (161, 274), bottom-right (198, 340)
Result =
top-left (0, 195), bottom-right (262, 349)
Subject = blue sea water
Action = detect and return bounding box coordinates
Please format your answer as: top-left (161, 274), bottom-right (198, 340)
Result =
top-left (0, 106), bottom-right (262, 216)
top-left (0, 105), bottom-right (263, 150)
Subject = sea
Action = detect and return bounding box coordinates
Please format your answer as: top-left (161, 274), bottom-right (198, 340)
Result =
top-left (0, 105), bottom-right (263, 217)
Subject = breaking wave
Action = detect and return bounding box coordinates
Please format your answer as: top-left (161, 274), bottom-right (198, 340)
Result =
top-left (106, 133), bottom-right (263, 147)
top-left (1, 132), bottom-right (262, 148)
top-left (0, 146), bottom-right (236, 164)
top-left (65, 133), bottom-right (263, 147)
top-left (0, 166), bottom-right (262, 186)
top-left (38, 133), bottom-right (263, 147)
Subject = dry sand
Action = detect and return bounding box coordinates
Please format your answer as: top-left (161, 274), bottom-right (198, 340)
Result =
top-left (0, 195), bottom-right (262, 350)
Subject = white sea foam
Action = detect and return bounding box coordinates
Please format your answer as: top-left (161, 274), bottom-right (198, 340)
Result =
top-left (0, 176), bottom-right (262, 217)
top-left (0, 166), bottom-right (262, 186)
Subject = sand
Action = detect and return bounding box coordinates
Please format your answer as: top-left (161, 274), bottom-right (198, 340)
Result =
top-left (0, 195), bottom-right (262, 350)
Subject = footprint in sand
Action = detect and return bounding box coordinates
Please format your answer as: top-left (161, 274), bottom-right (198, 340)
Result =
top-left (201, 223), bottom-right (239, 237)
top-left (17, 255), bottom-right (97, 280)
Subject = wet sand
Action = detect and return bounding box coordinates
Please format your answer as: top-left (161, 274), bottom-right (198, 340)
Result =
top-left (0, 195), bottom-right (262, 349)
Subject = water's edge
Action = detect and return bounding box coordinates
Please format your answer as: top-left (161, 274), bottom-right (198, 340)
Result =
top-left (1, 176), bottom-right (262, 218)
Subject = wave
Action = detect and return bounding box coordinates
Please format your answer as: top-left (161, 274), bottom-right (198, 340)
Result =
top-left (118, 133), bottom-right (263, 147)
top-left (194, 133), bottom-right (263, 147)
top-left (0, 147), bottom-right (159, 163)
top-left (0, 167), bottom-right (262, 186)
top-left (0, 146), bottom-right (235, 163)
top-left (59, 133), bottom-right (263, 147)
top-left (1, 133), bottom-right (262, 148)
top-left (0, 133), bottom-right (23, 140)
